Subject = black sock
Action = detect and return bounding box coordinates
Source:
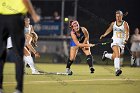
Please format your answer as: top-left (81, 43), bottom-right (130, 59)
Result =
top-left (86, 55), bottom-right (94, 68)
top-left (66, 59), bottom-right (73, 68)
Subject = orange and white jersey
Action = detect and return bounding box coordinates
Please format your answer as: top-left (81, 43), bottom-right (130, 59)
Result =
top-left (112, 21), bottom-right (125, 39)
top-left (111, 21), bottom-right (126, 49)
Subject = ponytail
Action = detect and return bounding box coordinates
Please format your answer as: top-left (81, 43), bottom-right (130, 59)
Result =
top-left (123, 12), bottom-right (128, 17)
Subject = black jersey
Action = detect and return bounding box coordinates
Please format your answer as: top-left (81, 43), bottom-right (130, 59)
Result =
top-left (73, 27), bottom-right (85, 43)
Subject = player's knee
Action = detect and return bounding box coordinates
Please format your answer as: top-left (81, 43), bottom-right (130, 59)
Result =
top-left (112, 54), bottom-right (116, 60)
top-left (69, 56), bottom-right (76, 61)
top-left (69, 58), bottom-right (74, 61)
top-left (113, 53), bottom-right (120, 58)
top-left (113, 55), bottom-right (120, 60)
top-left (115, 54), bottom-right (120, 58)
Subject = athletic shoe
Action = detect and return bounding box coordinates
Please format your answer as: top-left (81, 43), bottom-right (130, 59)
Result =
top-left (66, 68), bottom-right (73, 75)
top-left (13, 90), bottom-right (22, 93)
top-left (102, 51), bottom-right (107, 61)
top-left (0, 89), bottom-right (3, 93)
top-left (115, 69), bottom-right (122, 76)
top-left (32, 70), bottom-right (41, 75)
top-left (90, 68), bottom-right (95, 73)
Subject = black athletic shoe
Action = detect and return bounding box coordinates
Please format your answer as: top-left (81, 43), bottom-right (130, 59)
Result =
top-left (115, 69), bottom-right (122, 76)
top-left (68, 71), bottom-right (73, 75)
top-left (90, 68), bottom-right (95, 73)
top-left (102, 51), bottom-right (107, 61)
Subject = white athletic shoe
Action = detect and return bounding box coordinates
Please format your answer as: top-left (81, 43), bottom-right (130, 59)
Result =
top-left (102, 51), bottom-right (108, 61)
top-left (32, 70), bottom-right (41, 75)
top-left (66, 68), bottom-right (73, 75)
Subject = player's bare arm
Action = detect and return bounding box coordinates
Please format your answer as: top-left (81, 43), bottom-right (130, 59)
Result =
top-left (81, 27), bottom-right (89, 44)
top-left (100, 22), bottom-right (114, 39)
top-left (124, 21), bottom-right (129, 41)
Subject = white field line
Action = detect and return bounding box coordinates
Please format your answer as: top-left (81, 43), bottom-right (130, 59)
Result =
top-left (3, 78), bottom-right (140, 84)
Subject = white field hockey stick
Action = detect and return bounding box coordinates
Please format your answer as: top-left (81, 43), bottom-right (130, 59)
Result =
top-left (38, 70), bottom-right (70, 75)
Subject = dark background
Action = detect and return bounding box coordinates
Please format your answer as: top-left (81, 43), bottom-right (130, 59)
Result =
top-left (32, 0), bottom-right (140, 37)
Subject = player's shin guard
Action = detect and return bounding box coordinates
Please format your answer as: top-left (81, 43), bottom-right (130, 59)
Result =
top-left (86, 55), bottom-right (93, 68)
top-left (86, 55), bottom-right (95, 73)
top-left (66, 58), bottom-right (73, 69)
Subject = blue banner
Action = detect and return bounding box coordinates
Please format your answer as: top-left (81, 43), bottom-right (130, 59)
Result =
top-left (34, 21), bottom-right (61, 36)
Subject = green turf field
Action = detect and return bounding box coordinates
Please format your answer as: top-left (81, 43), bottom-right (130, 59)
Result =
top-left (3, 63), bottom-right (140, 93)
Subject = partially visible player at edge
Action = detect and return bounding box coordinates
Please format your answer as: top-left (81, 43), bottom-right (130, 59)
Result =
top-left (24, 17), bottom-right (40, 74)
top-left (0, 0), bottom-right (40, 93)
top-left (100, 10), bottom-right (129, 76)
top-left (66, 20), bottom-right (95, 75)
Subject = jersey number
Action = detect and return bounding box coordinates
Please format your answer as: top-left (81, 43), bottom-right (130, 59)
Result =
top-left (116, 32), bottom-right (122, 38)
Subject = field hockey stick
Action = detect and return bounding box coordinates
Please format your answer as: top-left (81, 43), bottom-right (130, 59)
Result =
top-left (37, 70), bottom-right (69, 75)
top-left (25, 70), bottom-right (69, 75)
top-left (125, 45), bottom-right (132, 56)
top-left (45, 72), bottom-right (69, 75)
top-left (125, 45), bottom-right (136, 64)
top-left (94, 39), bottom-right (113, 46)
top-left (44, 72), bottom-right (69, 75)
top-left (27, 65), bottom-right (70, 75)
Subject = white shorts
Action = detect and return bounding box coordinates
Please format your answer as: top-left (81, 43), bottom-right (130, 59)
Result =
top-left (111, 38), bottom-right (125, 50)
top-left (131, 43), bottom-right (140, 52)
top-left (7, 37), bottom-right (13, 49)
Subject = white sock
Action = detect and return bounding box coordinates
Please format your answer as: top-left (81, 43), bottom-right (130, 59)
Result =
top-left (114, 58), bottom-right (120, 71)
top-left (24, 55), bottom-right (36, 73)
top-left (105, 53), bottom-right (112, 60)
top-left (136, 58), bottom-right (140, 66)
